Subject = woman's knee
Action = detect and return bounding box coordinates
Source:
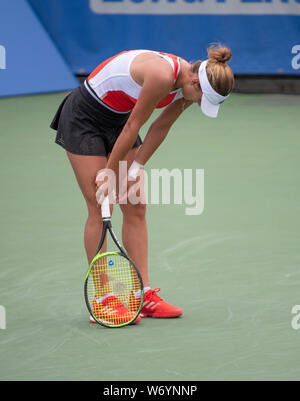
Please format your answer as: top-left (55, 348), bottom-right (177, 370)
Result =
top-left (120, 202), bottom-right (146, 221)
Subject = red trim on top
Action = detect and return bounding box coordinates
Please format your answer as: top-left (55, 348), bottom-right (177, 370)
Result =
top-left (101, 90), bottom-right (177, 112)
top-left (158, 52), bottom-right (180, 81)
top-left (156, 93), bottom-right (177, 109)
top-left (88, 51), bottom-right (127, 81)
top-left (101, 91), bottom-right (137, 112)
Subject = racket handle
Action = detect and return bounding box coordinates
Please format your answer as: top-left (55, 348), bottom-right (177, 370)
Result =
top-left (101, 196), bottom-right (111, 219)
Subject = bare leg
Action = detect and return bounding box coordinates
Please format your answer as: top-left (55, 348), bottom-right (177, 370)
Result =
top-left (66, 151), bottom-right (109, 264)
top-left (119, 147), bottom-right (150, 287)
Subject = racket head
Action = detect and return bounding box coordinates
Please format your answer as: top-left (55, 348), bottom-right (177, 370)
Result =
top-left (84, 251), bottom-right (144, 328)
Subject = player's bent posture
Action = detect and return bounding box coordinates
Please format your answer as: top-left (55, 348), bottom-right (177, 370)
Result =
top-left (51, 46), bottom-right (234, 324)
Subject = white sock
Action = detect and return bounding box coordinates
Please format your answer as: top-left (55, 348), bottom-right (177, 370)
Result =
top-left (133, 287), bottom-right (151, 298)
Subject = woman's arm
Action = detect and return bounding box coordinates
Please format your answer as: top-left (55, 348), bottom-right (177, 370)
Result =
top-left (105, 68), bottom-right (174, 175)
top-left (134, 98), bottom-right (193, 165)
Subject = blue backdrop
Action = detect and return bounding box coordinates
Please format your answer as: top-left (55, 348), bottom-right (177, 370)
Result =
top-left (0, 0), bottom-right (78, 97)
top-left (27, 0), bottom-right (300, 75)
top-left (1, 1), bottom-right (300, 97)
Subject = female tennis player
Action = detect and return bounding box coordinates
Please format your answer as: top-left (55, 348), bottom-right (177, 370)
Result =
top-left (51, 45), bottom-right (234, 324)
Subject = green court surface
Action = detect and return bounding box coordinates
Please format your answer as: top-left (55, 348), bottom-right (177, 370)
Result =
top-left (0, 92), bottom-right (300, 381)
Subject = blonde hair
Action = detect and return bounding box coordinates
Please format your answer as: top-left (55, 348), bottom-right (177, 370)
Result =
top-left (191, 44), bottom-right (235, 96)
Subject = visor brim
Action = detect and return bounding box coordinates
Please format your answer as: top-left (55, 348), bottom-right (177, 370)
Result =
top-left (200, 94), bottom-right (220, 118)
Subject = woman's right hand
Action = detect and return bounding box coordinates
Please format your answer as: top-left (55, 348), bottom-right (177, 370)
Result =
top-left (95, 168), bottom-right (115, 205)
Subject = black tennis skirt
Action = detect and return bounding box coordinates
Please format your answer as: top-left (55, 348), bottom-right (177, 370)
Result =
top-left (50, 82), bottom-right (142, 156)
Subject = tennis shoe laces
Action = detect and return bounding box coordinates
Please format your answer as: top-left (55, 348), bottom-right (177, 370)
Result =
top-left (139, 288), bottom-right (183, 318)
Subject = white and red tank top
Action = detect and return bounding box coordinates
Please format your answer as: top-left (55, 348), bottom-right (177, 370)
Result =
top-left (85, 50), bottom-right (184, 114)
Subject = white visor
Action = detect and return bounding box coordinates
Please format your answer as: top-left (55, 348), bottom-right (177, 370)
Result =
top-left (198, 60), bottom-right (230, 118)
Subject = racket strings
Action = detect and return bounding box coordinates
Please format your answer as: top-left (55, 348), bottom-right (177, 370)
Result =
top-left (86, 253), bottom-right (142, 326)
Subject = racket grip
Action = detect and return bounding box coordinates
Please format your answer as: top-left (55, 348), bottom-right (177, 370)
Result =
top-left (101, 196), bottom-right (110, 219)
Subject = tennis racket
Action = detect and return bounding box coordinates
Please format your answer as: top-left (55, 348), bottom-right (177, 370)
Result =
top-left (84, 196), bottom-right (144, 328)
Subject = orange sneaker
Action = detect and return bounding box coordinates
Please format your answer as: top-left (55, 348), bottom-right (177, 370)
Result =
top-left (137, 288), bottom-right (183, 318)
top-left (89, 295), bottom-right (141, 325)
